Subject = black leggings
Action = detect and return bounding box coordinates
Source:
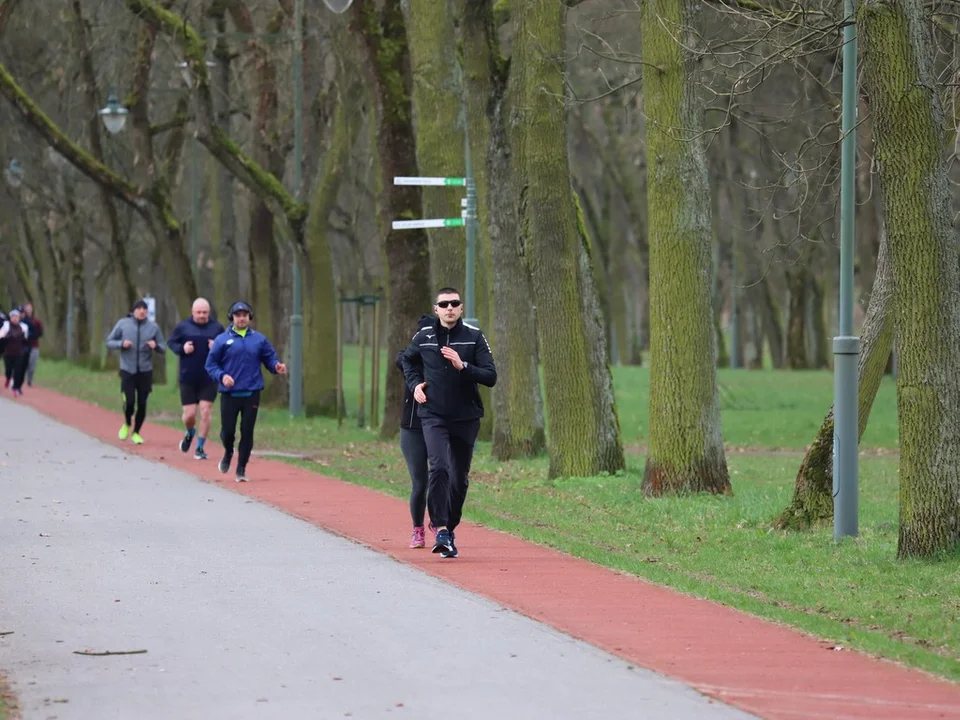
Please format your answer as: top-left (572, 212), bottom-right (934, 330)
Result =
top-left (220, 391), bottom-right (260, 469)
top-left (120, 371), bottom-right (153, 433)
top-left (4, 354), bottom-right (26, 390)
top-left (400, 428), bottom-right (428, 527)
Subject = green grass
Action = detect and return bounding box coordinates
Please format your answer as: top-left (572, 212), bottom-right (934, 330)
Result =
top-left (0, 675), bottom-right (15, 720)
top-left (35, 355), bottom-right (960, 684)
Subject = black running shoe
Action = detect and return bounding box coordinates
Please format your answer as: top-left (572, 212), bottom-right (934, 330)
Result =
top-left (180, 432), bottom-right (193, 453)
top-left (235, 465), bottom-right (247, 483)
top-left (440, 539), bottom-right (458, 559)
top-left (432, 529), bottom-right (454, 555)
top-left (194, 447), bottom-right (208, 460)
top-left (218, 452), bottom-right (233, 474)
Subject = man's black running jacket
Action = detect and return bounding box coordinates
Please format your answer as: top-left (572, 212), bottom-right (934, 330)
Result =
top-left (400, 317), bottom-right (497, 422)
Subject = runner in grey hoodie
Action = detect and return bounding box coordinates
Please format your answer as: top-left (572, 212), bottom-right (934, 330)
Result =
top-left (106, 299), bottom-right (166, 444)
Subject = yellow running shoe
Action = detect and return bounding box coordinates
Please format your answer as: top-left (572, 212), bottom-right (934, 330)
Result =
top-left (131, 433), bottom-right (144, 445)
top-left (118, 424), bottom-right (130, 441)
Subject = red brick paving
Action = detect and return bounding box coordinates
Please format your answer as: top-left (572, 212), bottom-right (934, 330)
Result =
top-left (12, 386), bottom-right (960, 719)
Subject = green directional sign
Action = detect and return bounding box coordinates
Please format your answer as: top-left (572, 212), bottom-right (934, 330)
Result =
top-left (392, 218), bottom-right (465, 230)
top-left (394, 176), bottom-right (466, 187)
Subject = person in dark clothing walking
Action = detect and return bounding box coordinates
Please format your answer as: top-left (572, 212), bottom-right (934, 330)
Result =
top-left (204, 301), bottom-right (286, 482)
top-left (1, 308), bottom-right (29, 396)
top-left (397, 313), bottom-right (435, 548)
top-left (21, 302), bottom-right (44, 386)
top-left (401, 288), bottom-right (497, 558)
top-left (168, 298), bottom-right (226, 460)
top-left (106, 299), bottom-right (167, 444)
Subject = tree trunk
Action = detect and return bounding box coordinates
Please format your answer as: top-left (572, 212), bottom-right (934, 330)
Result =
top-left (247, 205), bottom-right (278, 344)
top-left (458, 0), bottom-right (496, 443)
top-left (861, 0), bottom-right (960, 559)
top-left (640, 0), bottom-right (730, 495)
top-left (304, 87), bottom-right (356, 417)
top-left (62, 180), bottom-right (89, 357)
top-left (575, 183), bottom-right (615, 362)
top-left (512, 0), bottom-right (624, 478)
top-left (70, 0), bottom-right (136, 307)
top-left (785, 265), bottom-right (809, 368)
top-left (351, 0), bottom-right (432, 439)
top-left (406, 0), bottom-right (464, 292)
top-left (210, 10), bottom-right (239, 319)
top-left (757, 274), bottom-right (784, 368)
top-left (810, 274), bottom-right (829, 369)
top-left (462, 0), bottom-right (545, 460)
top-left (775, 225), bottom-right (894, 529)
top-left (409, 0), bottom-right (495, 441)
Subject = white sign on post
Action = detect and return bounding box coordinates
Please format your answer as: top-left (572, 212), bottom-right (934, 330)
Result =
top-left (394, 176), bottom-right (465, 187)
top-left (392, 218), bottom-right (465, 230)
top-left (144, 295), bottom-right (157, 324)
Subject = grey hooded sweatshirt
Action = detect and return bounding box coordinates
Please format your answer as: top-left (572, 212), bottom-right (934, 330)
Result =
top-left (106, 314), bottom-right (167, 374)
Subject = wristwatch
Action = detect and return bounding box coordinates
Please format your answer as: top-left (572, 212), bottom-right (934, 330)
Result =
top-left (462, 362), bottom-right (469, 371)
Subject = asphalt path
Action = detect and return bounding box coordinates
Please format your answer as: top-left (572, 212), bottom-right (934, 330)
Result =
top-left (0, 399), bottom-right (751, 719)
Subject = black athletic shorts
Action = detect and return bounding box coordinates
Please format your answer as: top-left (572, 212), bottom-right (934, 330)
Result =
top-left (120, 370), bottom-right (153, 396)
top-left (180, 381), bottom-right (218, 405)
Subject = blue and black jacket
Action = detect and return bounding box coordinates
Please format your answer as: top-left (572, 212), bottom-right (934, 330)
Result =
top-left (204, 326), bottom-right (281, 394)
top-left (168, 317), bottom-right (225, 385)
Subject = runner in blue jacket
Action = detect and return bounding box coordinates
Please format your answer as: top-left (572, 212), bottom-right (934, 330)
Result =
top-left (204, 301), bottom-right (286, 482)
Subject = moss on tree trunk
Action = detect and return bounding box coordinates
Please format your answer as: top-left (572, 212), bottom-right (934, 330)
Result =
top-left (406, 0), bottom-right (464, 292)
top-left (775, 230), bottom-right (893, 529)
top-left (304, 91), bottom-right (356, 417)
top-left (640, 0), bottom-right (730, 495)
top-left (861, 0), bottom-right (960, 559)
top-left (352, 0), bottom-right (432, 439)
top-left (462, 0), bottom-right (545, 459)
top-left (512, 0), bottom-right (623, 477)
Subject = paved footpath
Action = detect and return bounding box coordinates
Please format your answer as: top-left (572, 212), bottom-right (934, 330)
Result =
top-left (1, 399), bottom-right (747, 719)
top-left (6, 388), bottom-right (960, 720)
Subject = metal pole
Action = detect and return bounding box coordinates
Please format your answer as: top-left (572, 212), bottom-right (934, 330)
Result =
top-left (834, 0), bottom-right (860, 540)
top-left (464, 121), bottom-right (478, 327)
top-left (289, 0), bottom-right (305, 416)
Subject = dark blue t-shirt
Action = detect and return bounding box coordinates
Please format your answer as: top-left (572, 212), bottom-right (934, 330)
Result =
top-left (168, 317), bottom-right (226, 385)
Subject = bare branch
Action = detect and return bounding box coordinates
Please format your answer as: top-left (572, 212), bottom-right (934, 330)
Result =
top-left (0, 0), bottom-right (20, 37)
top-left (0, 62), bottom-right (147, 211)
top-left (124, 0), bottom-right (305, 227)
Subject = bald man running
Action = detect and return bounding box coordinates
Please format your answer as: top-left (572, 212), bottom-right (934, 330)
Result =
top-left (168, 298), bottom-right (226, 459)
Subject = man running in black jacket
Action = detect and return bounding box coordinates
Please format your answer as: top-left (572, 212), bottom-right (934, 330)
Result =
top-left (401, 288), bottom-right (497, 558)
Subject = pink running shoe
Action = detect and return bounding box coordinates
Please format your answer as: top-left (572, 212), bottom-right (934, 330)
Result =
top-left (409, 526), bottom-right (426, 548)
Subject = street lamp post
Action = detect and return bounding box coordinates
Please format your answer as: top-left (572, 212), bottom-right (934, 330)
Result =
top-left (834, 0), bottom-right (860, 540)
top-left (98, 93), bottom-right (129, 135)
top-left (288, 0), bottom-right (306, 416)
top-left (4, 158), bottom-right (23, 188)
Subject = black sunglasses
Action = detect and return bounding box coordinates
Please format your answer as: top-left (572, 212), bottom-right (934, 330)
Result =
top-left (436, 300), bottom-right (462, 309)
